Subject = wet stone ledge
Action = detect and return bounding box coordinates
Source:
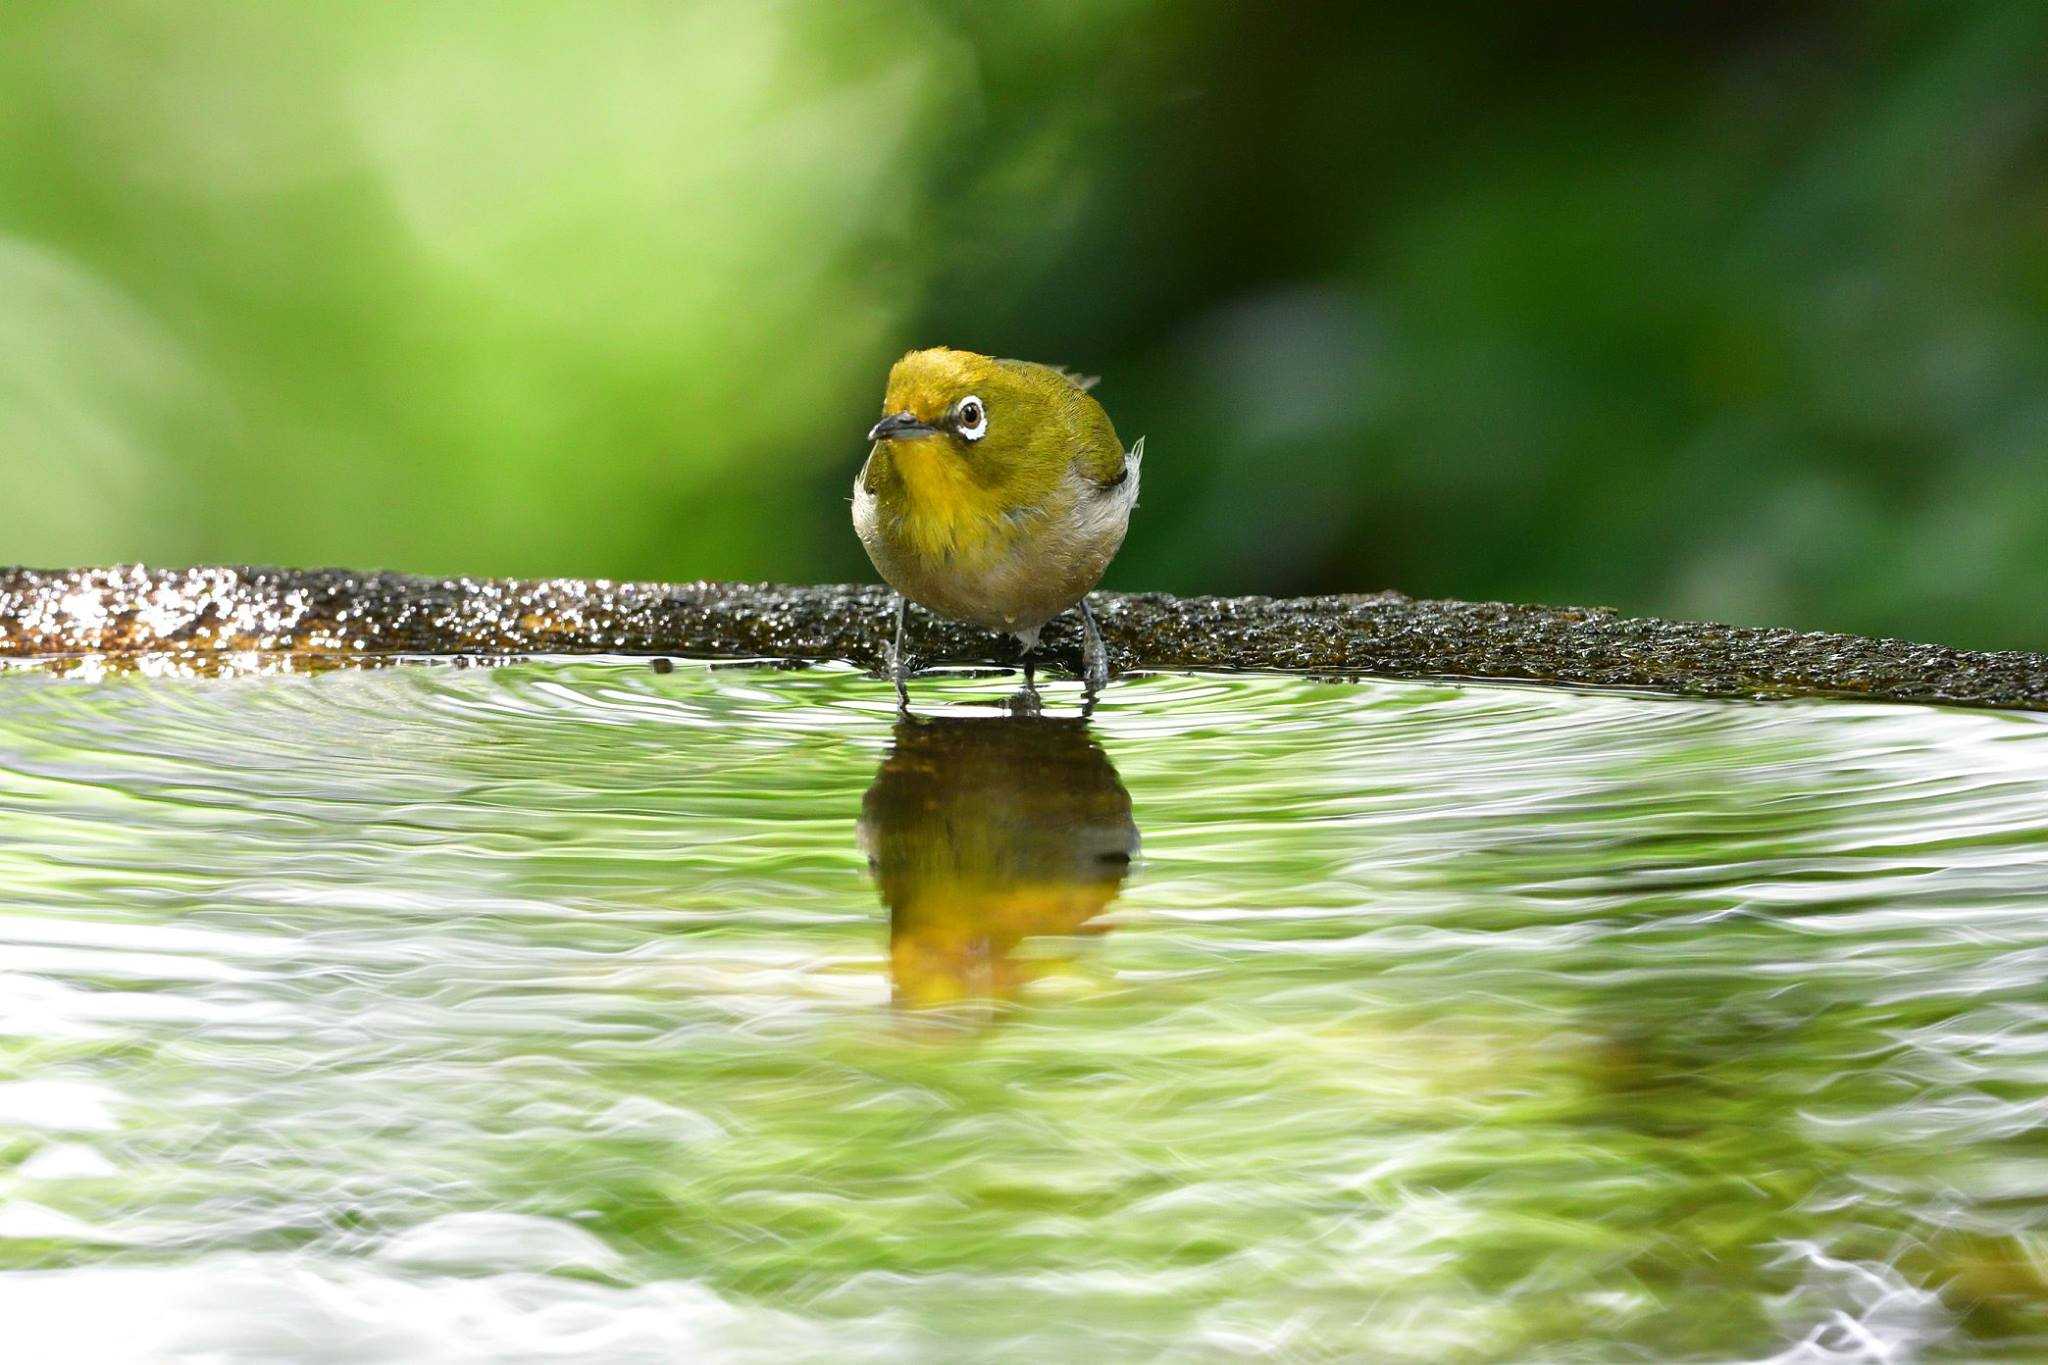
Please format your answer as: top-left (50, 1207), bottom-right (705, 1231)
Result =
top-left (3, 565), bottom-right (2047, 712)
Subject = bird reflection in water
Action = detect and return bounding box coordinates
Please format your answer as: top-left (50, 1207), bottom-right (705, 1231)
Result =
top-left (859, 715), bottom-right (1138, 1010)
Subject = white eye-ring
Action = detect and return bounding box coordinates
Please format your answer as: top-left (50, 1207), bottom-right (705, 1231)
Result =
top-left (954, 395), bottom-right (987, 442)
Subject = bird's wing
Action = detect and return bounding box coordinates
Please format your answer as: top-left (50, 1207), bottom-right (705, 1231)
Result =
top-left (1079, 436), bottom-right (1142, 494)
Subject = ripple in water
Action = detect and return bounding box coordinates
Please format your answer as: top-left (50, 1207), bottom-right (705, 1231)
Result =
top-left (0, 660), bottom-right (2046, 1360)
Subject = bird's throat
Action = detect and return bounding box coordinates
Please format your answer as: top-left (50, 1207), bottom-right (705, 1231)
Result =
top-left (881, 443), bottom-right (1013, 564)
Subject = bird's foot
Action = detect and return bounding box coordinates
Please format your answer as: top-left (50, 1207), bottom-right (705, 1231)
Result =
top-left (1082, 652), bottom-right (1109, 695)
top-left (880, 644), bottom-right (912, 708)
top-left (1004, 685), bottom-right (1043, 717)
top-left (883, 595), bottom-right (912, 709)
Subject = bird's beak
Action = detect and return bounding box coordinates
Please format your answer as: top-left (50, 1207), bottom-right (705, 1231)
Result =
top-left (867, 411), bottom-right (939, 443)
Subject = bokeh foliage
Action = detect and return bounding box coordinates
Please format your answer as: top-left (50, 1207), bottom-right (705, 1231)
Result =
top-left (4, 2), bottom-right (2048, 647)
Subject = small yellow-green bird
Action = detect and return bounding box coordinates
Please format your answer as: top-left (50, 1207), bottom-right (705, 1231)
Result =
top-left (853, 347), bottom-right (1142, 699)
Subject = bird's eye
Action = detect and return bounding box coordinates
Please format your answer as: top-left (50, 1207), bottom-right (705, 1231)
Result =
top-left (954, 396), bottom-right (987, 442)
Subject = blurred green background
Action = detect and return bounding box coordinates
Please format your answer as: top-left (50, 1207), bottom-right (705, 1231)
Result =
top-left (4, 2), bottom-right (2047, 648)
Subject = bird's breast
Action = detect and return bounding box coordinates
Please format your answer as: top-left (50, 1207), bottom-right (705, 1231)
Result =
top-left (855, 459), bottom-right (1134, 639)
top-left (877, 444), bottom-right (1019, 566)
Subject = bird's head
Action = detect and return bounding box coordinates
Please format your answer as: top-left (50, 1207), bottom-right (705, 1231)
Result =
top-left (864, 348), bottom-right (1119, 504)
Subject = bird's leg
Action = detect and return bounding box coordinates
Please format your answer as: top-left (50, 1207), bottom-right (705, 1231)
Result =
top-left (1077, 595), bottom-right (1110, 694)
top-left (1007, 636), bottom-right (1042, 715)
top-left (884, 594), bottom-right (910, 708)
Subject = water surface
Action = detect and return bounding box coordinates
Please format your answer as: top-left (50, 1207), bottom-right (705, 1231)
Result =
top-left (1, 661), bottom-right (2047, 1361)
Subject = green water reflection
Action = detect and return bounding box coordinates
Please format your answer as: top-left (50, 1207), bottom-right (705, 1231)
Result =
top-left (0, 662), bottom-right (2045, 1360)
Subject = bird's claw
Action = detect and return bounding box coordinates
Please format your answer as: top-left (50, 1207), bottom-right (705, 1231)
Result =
top-left (882, 647), bottom-right (910, 707)
top-left (1083, 652), bottom-right (1109, 694)
top-left (884, 595), bottom-right (912, 708)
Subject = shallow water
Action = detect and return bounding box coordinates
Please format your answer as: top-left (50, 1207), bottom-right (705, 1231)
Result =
top-left (2, 661), bottom-right (2048, 1361)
